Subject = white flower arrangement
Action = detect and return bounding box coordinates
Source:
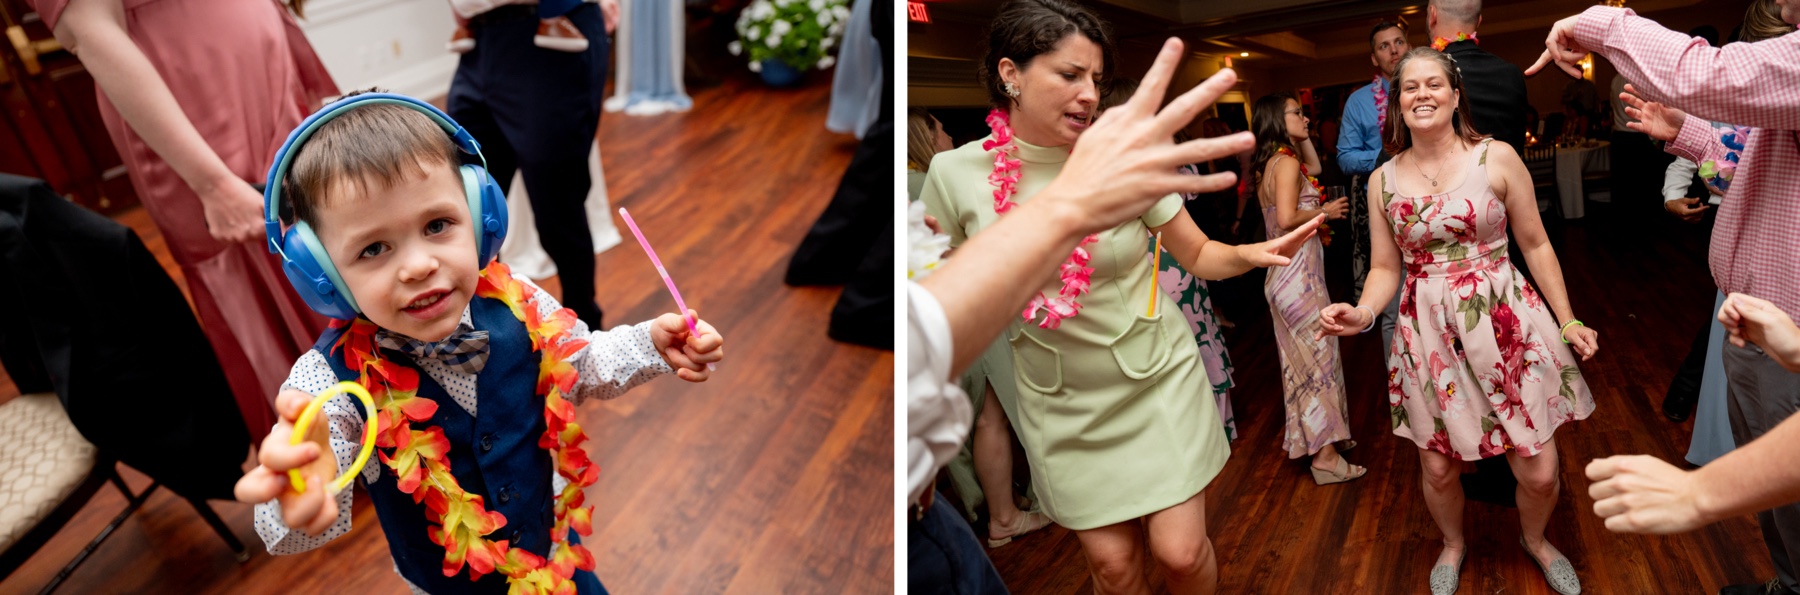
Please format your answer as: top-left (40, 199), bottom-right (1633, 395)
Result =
top-left (907, 201), bottom-right (951, 280)
top-left (730, 0), bottom-right (850, 73)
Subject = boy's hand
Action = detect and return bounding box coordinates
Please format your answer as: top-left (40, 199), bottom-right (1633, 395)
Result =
top-left (651, 309), bottom-right (724, 382)
top-left (232, 389), bottom-right (341, 536)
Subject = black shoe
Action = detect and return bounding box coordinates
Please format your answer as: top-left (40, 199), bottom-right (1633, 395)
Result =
top-left (1720, 578), bottom-right (1786, 595)
top-left (1662, 392), bottom-right (1697, 422)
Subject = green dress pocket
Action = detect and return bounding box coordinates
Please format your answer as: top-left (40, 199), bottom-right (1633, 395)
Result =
top-left (1109, 313), bottom-right (1171, 380)
top-left (1009, 327), bottom-right (1064, 394)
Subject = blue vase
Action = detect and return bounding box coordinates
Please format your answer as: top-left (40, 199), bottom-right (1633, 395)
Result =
top-left (759, 59), bottom-right (802, 87)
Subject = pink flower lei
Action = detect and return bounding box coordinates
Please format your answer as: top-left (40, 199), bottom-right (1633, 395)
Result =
top-left (1371, 75), bottom-right (1388, 132)
top-left (984, 108), bottom-right (1096, 330)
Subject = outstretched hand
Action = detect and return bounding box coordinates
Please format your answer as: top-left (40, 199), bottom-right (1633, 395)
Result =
top-left (1044, 38), bottom-right (1256, 236)
top-left (232, 389), bottom-right (341, 536)
top-left (1525, 15), bottom-right (1590, 78)
top-left (1238, 214), bottom-right (1322, 269)
top-left (1620, 84), bottom-right (1686, 142)
top-left (1587, 455), bottom-right (1707, 534)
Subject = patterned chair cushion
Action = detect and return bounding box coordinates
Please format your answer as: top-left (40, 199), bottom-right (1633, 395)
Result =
top-left (0, 393), bottom-right (97, 552)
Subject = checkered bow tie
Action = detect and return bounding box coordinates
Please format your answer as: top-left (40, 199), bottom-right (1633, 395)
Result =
top-left (379, 329), bottom-right (490, 374)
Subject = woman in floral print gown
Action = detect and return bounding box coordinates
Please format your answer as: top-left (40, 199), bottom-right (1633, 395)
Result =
top-left (1319, 48), bottom-right (1597, 595)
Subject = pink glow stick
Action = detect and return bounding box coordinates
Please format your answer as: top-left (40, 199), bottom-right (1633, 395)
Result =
top-left (618, 207), bottom-right (714, 371)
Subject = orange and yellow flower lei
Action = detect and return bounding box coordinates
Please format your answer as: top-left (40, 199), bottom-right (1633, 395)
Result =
top-left (329, 261), bottom-right (598, 594)
top-left (1431, 31), bottom-right (1477, 52)
top-left (1276, 146), bottom-right (1334, 246)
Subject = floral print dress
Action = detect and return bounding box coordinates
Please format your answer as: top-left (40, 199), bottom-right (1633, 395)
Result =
top-left (1148, 233), bottom-right (1238, 440)
top-left (1381, 139), bottom-right (1594, 460)
top-left (1260, 157), bottom-right (1353, 458)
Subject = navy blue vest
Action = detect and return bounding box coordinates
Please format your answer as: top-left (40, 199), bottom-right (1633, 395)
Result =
top-left (315, 296), bottom-right (603, 594)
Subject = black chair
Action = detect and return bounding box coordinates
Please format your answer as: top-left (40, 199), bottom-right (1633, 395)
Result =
top-left (1524, 144), bottom-right (1559, 215)
top-left (0, 173), bottom-right (251, 594)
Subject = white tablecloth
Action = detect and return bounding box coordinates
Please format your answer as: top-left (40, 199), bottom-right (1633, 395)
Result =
top-left (1555, 141), bottom-right (1610, 219)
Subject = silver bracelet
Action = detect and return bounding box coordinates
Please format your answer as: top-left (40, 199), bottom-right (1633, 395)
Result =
top-left (1354, 305), bottom-right (1377, 334)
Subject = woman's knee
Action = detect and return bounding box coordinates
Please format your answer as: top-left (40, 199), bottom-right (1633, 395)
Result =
top-left (1087, 548), bottom-right (1144, 591)
top-left (1514, 462), bottom-right (1560, 495)
top-left (1419, 455), bottom-right (1460, 489)
top-left (1151, 533), bottom-right (1214, 580)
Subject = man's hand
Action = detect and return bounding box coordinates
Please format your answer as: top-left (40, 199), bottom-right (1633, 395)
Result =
top-left (1719, 293), bottom-right (1800, 372)
top-left (1665, 197), bottom-right (1710, 223)
top-left (599, 0), bottom-right (620, 34)
top-left (1526, 15), bottom-right (1590, 78)
top-left (1042, 38), bottom-right (1256, 236)
top-left (1620, 84), bottom-right (1687, 142)
top-left (1587, 455), bottom-right (1708, 534)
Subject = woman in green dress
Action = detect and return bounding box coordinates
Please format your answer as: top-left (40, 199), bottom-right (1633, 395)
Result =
top-left (920, 1), bottom-right (1320, 592)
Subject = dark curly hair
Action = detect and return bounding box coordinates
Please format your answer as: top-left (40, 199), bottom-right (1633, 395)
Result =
top-left (979, 0), bottom-right (1115, 109)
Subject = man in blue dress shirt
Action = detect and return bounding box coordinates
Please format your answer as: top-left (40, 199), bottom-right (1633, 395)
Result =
top-left (1338, 19), bottom-right (1410, 352)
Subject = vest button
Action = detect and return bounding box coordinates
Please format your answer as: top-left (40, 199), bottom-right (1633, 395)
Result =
top-left (480, 434), bottom-right (493, 452)
top-left (509, 529), bottom-right (521, 544)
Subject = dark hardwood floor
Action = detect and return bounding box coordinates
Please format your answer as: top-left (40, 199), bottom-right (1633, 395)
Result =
top-left (0, 74), bottom-right (893, 594)
top-left (981, 205), bottom-right (1774, 594)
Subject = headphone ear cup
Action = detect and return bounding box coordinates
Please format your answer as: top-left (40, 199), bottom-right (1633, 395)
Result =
top-left (462, 164), bottom-right (508, 268)
top-left (281, 224), bottom-right (359, 320)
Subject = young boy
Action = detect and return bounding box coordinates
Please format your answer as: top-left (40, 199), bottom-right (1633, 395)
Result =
top-left (233, 96), bottom-right (723, 594)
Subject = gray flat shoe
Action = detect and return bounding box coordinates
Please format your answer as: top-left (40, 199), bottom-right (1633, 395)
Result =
top-left (1521, 537), bottom-right (1581, 595)
top-left (1430, 550), bottom-right (1465, 595)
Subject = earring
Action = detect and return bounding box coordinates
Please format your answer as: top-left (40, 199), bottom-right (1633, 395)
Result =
top-left (1004, 82), bottom-right (1021, 98)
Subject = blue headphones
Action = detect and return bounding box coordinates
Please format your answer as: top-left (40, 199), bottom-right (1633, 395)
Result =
top-left (263, 93), bottom-right (508, 320)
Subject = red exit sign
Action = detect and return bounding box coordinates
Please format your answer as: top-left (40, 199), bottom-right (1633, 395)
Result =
top-left (908, 1), bottom-right (930, 23)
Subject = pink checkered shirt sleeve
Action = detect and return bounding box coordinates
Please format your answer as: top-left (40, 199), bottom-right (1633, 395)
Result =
top-left (1666, 114), bottom-right (1728, 166)
top-left (1574, 5), bottom-right (1800, 318)
top-left (1574, 6), bottom-right (1800, 129)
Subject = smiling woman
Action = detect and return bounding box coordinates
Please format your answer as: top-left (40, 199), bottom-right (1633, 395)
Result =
top-left (1319, 45), bottom-right (1598, 595)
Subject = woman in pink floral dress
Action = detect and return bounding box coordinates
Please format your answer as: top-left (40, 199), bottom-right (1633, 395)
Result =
top-left (1320, 48), bottom-right (1597, 595)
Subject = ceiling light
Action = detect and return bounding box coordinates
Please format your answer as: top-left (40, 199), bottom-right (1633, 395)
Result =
top-left (1239, 52), bottom-right (1249, 57)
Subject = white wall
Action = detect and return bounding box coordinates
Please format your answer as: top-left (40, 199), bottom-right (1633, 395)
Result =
top-left (295, 0), bottom-right (460, 100)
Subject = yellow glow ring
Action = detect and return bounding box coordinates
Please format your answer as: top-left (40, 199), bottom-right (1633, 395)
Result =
top-left (287, 381), bottom-right (379, 495)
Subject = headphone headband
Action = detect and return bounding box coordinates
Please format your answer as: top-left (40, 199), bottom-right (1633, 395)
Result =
top-left (263, 93), bottom-right (485, 254)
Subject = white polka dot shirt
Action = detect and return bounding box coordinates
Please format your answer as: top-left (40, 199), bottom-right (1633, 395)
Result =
top-left (252, 274), bottom-right (671, 588)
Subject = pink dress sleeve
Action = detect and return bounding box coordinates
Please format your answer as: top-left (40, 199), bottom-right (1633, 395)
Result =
top-left (1574, 5), bottom-right (1800, 131)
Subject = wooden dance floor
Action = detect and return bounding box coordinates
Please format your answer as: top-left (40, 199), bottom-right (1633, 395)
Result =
top-left (0, 75), bottom-right (893, 594)
top-left (984, 208), bottom-right (1774, 593)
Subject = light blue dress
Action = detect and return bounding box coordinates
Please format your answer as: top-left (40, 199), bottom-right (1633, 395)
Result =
top-left (1686, 291), bottom-right (1738, 466)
